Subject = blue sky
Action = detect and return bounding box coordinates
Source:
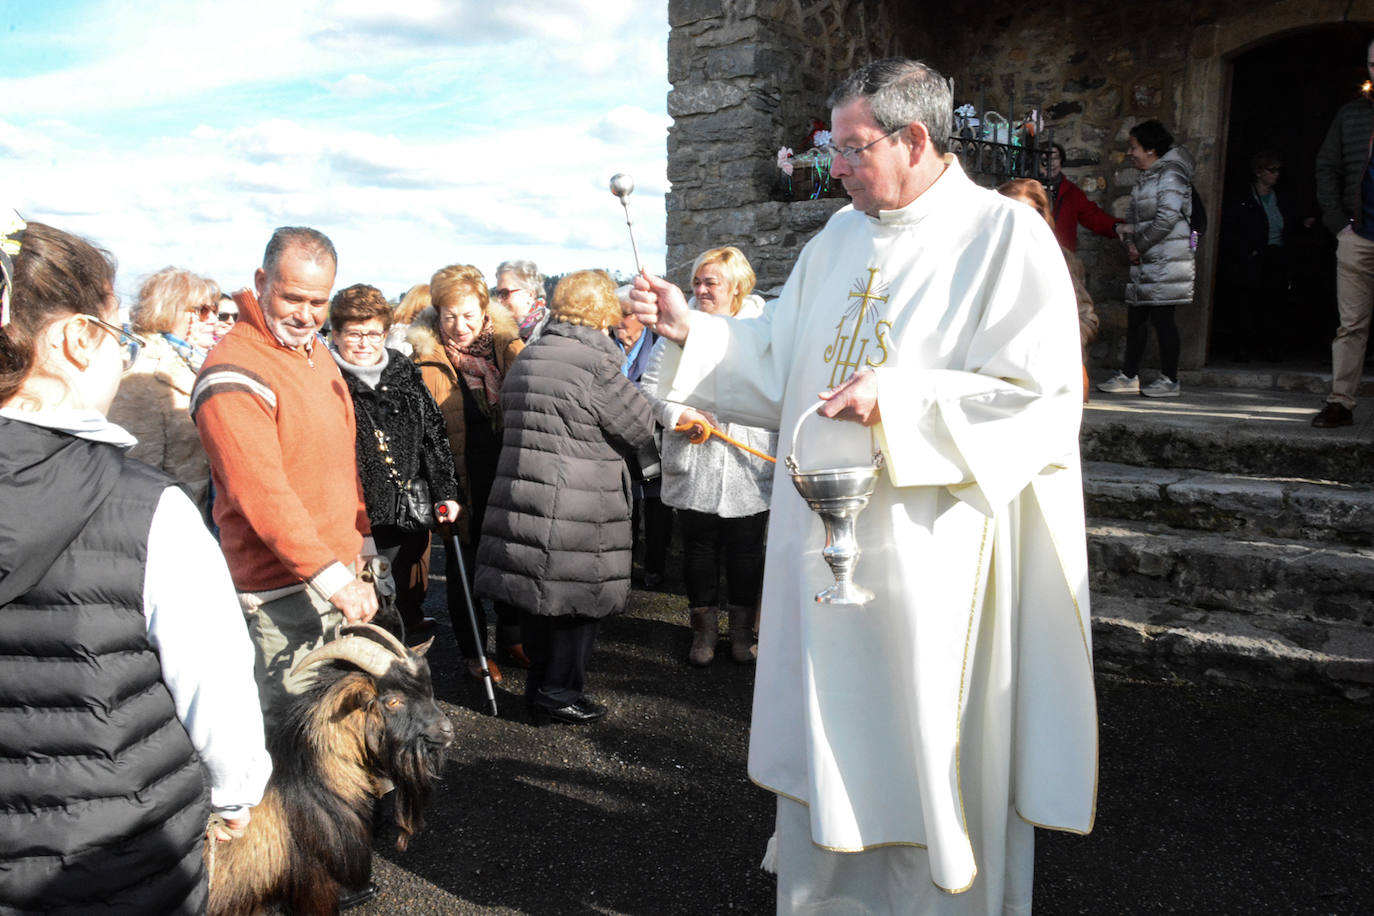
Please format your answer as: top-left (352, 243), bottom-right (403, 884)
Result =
top-left (0, 0), bottom-right (670, 301)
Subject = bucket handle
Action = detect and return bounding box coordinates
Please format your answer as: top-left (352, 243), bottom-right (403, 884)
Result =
top-left (784, 400), bottom-right (884, 474)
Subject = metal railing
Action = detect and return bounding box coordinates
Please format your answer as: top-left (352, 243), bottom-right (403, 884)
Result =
top-left (948, 136), bottom-right (1052, 186)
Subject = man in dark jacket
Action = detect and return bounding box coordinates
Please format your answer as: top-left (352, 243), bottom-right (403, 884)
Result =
top-left (1312, 40), bottom-right (1374, 428)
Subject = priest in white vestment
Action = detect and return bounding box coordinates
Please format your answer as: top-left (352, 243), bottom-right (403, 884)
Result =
top-left (631, 59), bottom-right (1097, 915)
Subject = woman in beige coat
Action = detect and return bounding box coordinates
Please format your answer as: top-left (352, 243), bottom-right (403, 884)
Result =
top-left (106, 266), bottom-right (220, 517)
top-left (409, 264), bottom-right (525, 680)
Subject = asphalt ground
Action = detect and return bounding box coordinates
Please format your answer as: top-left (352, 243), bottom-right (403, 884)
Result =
top-left (344, 547), bottom-right (1374, 916)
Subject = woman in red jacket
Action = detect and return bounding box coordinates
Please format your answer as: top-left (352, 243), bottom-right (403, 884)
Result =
top-left (1044, 143), bottom-right (1121, 252)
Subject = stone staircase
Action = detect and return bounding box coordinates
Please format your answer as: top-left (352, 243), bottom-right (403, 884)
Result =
top-left (1081, 370), bottom-right (1374, 699)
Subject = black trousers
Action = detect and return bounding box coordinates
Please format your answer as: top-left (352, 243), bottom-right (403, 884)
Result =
top-left (1123, 304), bottom-right (1181, 381)
top-left (372, 525), bottom-right (432, 629)
top-left (446, 541), bottom-right (521, 659)
top-left (520, 612), bottom-right (601, 709)
top-left (677, 509), bottom-right (768, 608)
top-left (632, 494), bottom-right (674, 577)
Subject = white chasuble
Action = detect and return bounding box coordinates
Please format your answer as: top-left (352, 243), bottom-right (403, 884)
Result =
top-left (661, 157), bottom-right (1097, 908)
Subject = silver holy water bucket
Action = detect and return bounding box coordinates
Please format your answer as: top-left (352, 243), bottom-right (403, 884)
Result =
top-left (784, 401), bottom-right (885, 605)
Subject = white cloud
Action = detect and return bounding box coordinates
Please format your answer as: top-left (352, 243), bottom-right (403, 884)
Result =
top-left (324, 73), bottom-right (390, 100)
top-left (2, 3), bottom-right (670, 302)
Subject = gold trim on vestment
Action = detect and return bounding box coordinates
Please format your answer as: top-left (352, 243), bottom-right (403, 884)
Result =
top-left (952, 515), bottom-right (992, 854)
top-left (1030, 469), bottom-right (1101, 833)
top-left (753, 784), bottom-right (983, 895)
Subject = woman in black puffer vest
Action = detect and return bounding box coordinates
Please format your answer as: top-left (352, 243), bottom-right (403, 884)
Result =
top-left (475, 270), bottom-right (657, 725)
top-left (0, 219), bottom-right (269, 913)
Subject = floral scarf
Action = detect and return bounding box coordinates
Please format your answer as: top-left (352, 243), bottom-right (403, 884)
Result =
top-left (443, 314), bottom-right (502, 419)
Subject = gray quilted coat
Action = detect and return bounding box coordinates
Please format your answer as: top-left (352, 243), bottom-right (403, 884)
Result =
top-left (1125, 145), bottom-right (1196, 308)
top-left (474, 320), bottom-right (655, 618)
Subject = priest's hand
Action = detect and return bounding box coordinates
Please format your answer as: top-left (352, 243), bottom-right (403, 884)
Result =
top-left (630, 270), bottom-right (691, 344)
top-left (818, 368), bottom-right (881, 426)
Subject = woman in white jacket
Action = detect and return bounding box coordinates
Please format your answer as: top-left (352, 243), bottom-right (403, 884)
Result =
top-left (641, 247), bottom-right (777, 666)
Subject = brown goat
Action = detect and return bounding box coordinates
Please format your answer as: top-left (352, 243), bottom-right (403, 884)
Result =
top-left (206, 624), bottom-right (454, 916)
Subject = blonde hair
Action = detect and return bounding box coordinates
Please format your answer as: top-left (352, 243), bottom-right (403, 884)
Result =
top-left (997, 178), bottom-right (1055, 229)
top-left (131, 267), bottom-right (220, 335)
top-left (430, 264), bottom-right (489, 315)
top-left (549, 270), bottom-right (621, 330)
top-left (395, 283), bottom-right (431, 324)
top-left (691, 246), bottom-right (756, 316)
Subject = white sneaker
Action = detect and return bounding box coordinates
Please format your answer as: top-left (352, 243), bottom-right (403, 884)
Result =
top-left (1140, 376), bottom-right (1180, 398)
top-left (1096, 372), bottom-right (1139, 393)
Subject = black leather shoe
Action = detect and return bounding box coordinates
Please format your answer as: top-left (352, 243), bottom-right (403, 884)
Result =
top-left (1312, 402), bottom-right (1354, 428)
top-left (339, 882), bottom-right (379, 910)
top-left (531, 698), bottom-right (607, 725)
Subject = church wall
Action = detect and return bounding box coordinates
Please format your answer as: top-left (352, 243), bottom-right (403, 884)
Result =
top-left (666, 0), bottom-right (1374, 369)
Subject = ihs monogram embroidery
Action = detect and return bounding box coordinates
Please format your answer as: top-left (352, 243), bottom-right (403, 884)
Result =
top-left (823, 267), bottom-right (893, 387)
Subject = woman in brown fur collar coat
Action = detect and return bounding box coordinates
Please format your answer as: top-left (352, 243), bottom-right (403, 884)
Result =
top-left (408, 264), bottom-right (525, 681)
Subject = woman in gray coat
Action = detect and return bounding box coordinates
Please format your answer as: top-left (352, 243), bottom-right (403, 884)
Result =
top-left (475, 270), bottom-right (656, 725)
top-left (1098, 119), bottom-right (1195, 398)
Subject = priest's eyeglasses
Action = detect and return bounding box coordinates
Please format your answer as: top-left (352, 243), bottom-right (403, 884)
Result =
top-left (821, 127), bottom-right (903, 165)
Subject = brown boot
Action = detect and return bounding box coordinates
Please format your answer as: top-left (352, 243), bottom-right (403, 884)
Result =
top-left (688, 607), bottom-right (717, 666)
top-left (729, 606), bottom-right (757, 663)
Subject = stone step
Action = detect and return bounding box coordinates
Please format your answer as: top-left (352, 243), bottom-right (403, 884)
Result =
top-left (1084, 461), bottom-right (1374, 546)
top-left (1090, 592), bottom-right (1374, 699)
top-left (1176, 365), bottom-right (1374, 397)
top-left (1087, 522), bottom-right (1374, 627)
top-left (1081, 384), bottom-right (1374, 483)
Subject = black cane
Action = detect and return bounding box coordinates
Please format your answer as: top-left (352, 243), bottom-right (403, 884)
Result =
top-left (436, 505), bottom-right (499, 717)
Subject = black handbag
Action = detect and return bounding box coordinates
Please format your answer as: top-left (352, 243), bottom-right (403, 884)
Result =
top-left (399, 476), bottom-right (435, 530)
top-left (359, 394), bottom-right (435, 532)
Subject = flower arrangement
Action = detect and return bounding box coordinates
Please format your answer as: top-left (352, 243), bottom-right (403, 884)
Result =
top-left (777, 120), bottom-right (839, 200)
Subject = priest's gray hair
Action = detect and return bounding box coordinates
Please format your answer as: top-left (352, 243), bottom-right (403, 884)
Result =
top-left (829, 58), bottom-right (951, 155)
top-left (495, 259), bottom-right (543, 295)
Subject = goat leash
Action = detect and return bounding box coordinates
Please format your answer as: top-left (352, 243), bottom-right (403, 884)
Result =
top-left (203, 812), bottom-right (246, 883)
top-left (673, 420), bottom-right (776, 464)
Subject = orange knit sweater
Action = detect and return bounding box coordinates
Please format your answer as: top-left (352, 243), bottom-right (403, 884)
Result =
top-left (191, 290), bottom-right (368, 593)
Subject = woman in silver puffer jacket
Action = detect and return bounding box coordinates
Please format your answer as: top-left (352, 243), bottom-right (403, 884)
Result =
top-left (641, 247), bottom-right (776, 667)
top-left (1098, 119), bottom-right (1195, 398)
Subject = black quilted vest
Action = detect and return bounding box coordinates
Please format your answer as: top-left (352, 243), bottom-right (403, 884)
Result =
top-left (0, 427), bottom-right (209, 915)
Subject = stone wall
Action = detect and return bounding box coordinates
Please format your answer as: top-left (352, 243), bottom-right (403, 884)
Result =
top-left (666, 0), bottom-right (926, 291)
top-left (665, 0), bottom-right (1374, 368)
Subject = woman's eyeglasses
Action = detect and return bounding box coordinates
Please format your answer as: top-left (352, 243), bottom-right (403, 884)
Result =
top-left (341, 330), bottom-right (385, 344)
top-left (88, 315), bottom-right (147, 371)
top-left (191, 303), bottom-right (216, 321)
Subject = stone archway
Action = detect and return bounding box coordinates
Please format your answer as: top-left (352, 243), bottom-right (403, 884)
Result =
top-left (1180, 1), bottom-right (1374, 369)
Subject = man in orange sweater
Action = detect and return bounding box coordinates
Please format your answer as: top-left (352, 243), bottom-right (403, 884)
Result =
top-left (192, 226), bottom-right (378, 727)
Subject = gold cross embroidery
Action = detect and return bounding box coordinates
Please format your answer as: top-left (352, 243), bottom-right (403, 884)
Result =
top-left (824, 267), bottom-right (892, 387)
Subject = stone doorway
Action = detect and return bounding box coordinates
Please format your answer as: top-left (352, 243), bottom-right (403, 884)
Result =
top-left (1210, 25), bottom-right (1367, 366)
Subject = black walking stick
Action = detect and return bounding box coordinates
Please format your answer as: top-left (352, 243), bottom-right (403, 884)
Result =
top-left (436, 505), bottom-right (499, 717)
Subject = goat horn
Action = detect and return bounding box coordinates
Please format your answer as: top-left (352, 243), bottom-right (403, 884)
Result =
top-left (341, 622), bottom-right (412, 661)
top-left (292, 635), bottom-right (398, 679)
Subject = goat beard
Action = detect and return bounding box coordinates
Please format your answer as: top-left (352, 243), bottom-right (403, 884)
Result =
top-left (371, 726), bottom-right (448, 852)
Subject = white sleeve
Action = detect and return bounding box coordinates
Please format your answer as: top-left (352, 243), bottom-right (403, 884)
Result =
top-left (144, 487), bottom-right (272, 813)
